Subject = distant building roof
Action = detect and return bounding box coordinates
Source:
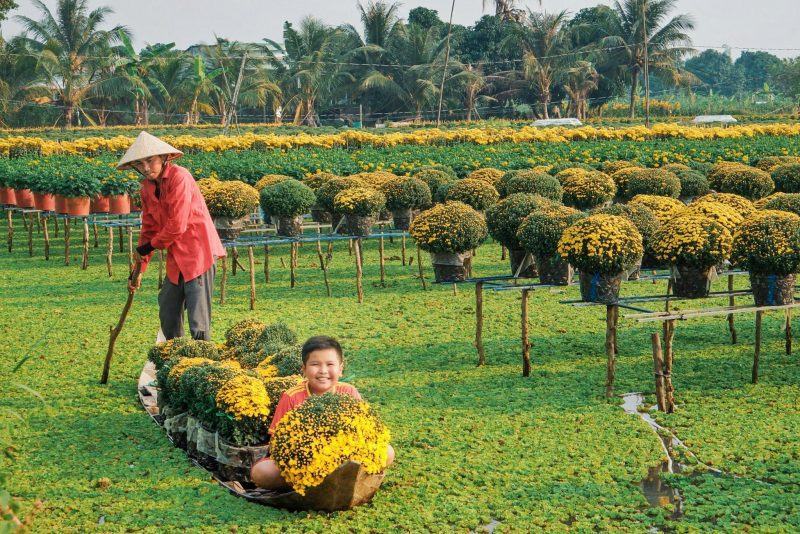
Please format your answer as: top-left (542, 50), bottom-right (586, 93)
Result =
top-left (692, 115), bottom-right (738, 124)
top-left (532, 118), bottom-right (583, 127)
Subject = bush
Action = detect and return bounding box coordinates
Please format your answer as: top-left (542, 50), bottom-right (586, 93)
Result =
top-left (257, 321), bottom-right (298, 350)
top-left (214, 374), bottom-right (273, 446)
top-left (156, 357), bottom-right (216, 411)
top-left (315, 176), bottom-right (367, 212)
top-left (628, 195), bottom-right (686, 224)
top-left (413, 165), bottom-right (458, 179)
top-left (303, 171), bottom-right (338, 191)
top-left (381, 176), bottom-right (431, 211)
top-left (601, 160), bottom-right (637, 174)
top-left (203, 180), bottom-right (260, 218)
top-left (672, 168), bottom-right (710, 198)
top-left (758, 193), bottom-right (800, 216)
top-left (548, 162), bottom-right (595, 176)
top-left (413, 169), bottom-right (456, 197)
top-left (708, 162), bottom-right (774, 200)
top-left (560, 170), bottom-right (616, 210)
top-left (755, 156), bottom-right (800, 172)
top-left (177, 361), bottom-right (240, 429)
top-left (610, 167), bottom-right (644, 195)
top-left (732, 211), bottom-right (800, 275)
top-left (770, 163), bottom-right (800, 193)
top-left (445, 179), bottom-right (500, 211)
top-left (259, 179), bottom-right (316, 217)
top-left (618, 168), bottom-right (681, 200)
top-left (495, 170), bottom-right (523, 198)
top-left (557, 215), bottom-right (643, 274)
top-left (694, 193), bottom-right (755, 217)
top-left (517, 206), bottom-right (584, 257)
top-left (651, 215), bottom-right (732, 267)
top-left (255, 174), bottom-right (292, 191)
top-left (662, 163), bottom-right (692, 173)
top-left (224, 318), bottom-right (266, 352)
top-left (486, 193), bottom-right (558, 249)
top-left (351, 171), bottom-right (397, 189)
top-left (174, 340), bottom-right (223, 361)
top-left (682, 201), bottom-right (743, 233)
top-left (148, 337), bottom-right (190, 370)
top-left (504, 171), bottom-right (563, 202)
top-left (467, 168), bottom-right (504, 185)
top-left (410, 201), bottom-right (488, 254)
top-left (271, 345), bottom-right (304, 377)
top-left (591, 204), bottom-right (659, 243)
top-left (333, 187), bottom-right (386, 216)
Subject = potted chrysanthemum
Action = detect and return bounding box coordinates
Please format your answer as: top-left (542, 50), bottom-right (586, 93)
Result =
top-left (444, 178), bottom-right (500, 212)
top-left (259, 179), bottom-right (316, 237)
top-left (316, 176), bottom-right (367, 231)
top-left (557, 215), bottom-right (643, 303)
top-left (380, 176), bottom-right (432, 230)
top-left (650, 215), bottom-right (733, 298)
top-left (732, 211), bottom-right (800, 306)
top-left (204, 180), bottom-right (260, 240)
top-left (333, 187), bottom-right (386, 237)
top-left (410, 201), bottom-right (488, 282)
top-left (517, 206), bottom-right (584, 285)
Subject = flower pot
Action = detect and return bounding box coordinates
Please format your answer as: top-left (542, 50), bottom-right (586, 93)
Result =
top-left (342, 214), bottom-right (375, 237)
top-left (392, 208), bottom-right (413, 231)
top-left (54, 194), bottom-right (67, 214)
top-left (109, 194), bottom-right (131, 215)
top-left (14, 188), bottom-right (34, 208)
top-left (430, 251), bottom-right (473, 283)
top-left (213, 216), bottom-right (247, 241)
top-left (260, 208), bottom-right (273, 226)
top-left (277, 215), bottom-right (304, 237)
top-left (625, 256), bottom-right (644, 281)
top-left (750, 273), bottom-right (796, 306)
top-left (130, 194), bottom-right (142, 211)
top-left (509, 247), bottom-right (537, 278)
top-left (579, 271), bottom-right (625, 304)
top-left (670, 263), bottom-right (714, 299)
top-left (535, 253), bottom-right (573, 286)
top-left (310, 207), bottom-right (332, 224)
top-left (64, 196), bottom-right (90, 217)
top-left (0, 187), bottom-right (17, 206)
top-left (91, 195), bottom-right (110, 213)
top-left (33, 192), bottom-right (56, 212)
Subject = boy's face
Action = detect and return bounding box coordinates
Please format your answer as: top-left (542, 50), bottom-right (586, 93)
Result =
top-left (302, 348), bottom-right (344, 394)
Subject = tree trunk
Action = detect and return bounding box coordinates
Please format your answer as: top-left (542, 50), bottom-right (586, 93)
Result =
top-left (143, 100), bottom-right (150, 126)
top-left (629, 68), bottom-right (639, 119)
top-left (64, 104), bottom-right (74, 128)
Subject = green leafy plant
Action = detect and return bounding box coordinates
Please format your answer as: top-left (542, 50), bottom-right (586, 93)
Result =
top-left (486, 193), bottom-right (558, 249)
top-left (444, 179), bottom-right (500, 211)
top-left (259, 179), bottom-right (316, 217)
top-left (381, 176), bottom-right (431, 211)
top-left (517, 206), bottom-right (584, 257)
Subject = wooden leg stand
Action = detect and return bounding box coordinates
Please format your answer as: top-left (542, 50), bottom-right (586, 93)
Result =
top-left (416, 245), bottom-right (427, 290)
top-left (476, 281), bottom-right (485, 366)
top-left (64, 218), bottom-right (71, 266)
top-left (248, 246), bottom-right (256, 310)
top-left (379, 236), bottom-right (386, 287)
top-left (6, 211), bottom-right (12, 252)
top-left (522, 289), bottom-right (531, 377)
top-left (118, 227), bottom-right (124, 253)
top-left (605, 304), bottom-right (618, 398)
top-left (264, 244), bottom-right (270, 283)
top-left (106, 227), bottom-right (113, 277)
top-left (27, 213), bottom-right (34, 257)
top-left (354, 238), bottom-right (364, 303)
top-left (651, 332), bottom-right (667, 412)
top-left (663, 319), bottom-right (676, 413)
top-left (232, 247), bottom-right (239, 276)
top-left (401, 234), bottom-right (407, 266)
top-left (317, 240), bottom-right (332, 297)
top-left (81, 218), bottom-right (89, 270)
top-left (753, 310), bottom-right (763, 384)
top-left (728, 274), bottom-right (737, 344)
top-left (43, 216), bottom-right (50, 261)
top-left (786, 309), bottom-right (792, 356)
top-left (93, 223), bottom-right (99, 248)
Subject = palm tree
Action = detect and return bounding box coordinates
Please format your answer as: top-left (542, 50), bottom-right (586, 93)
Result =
top-left (111, 34), bottom-right (175, 125)
top-left (482, 0), bottom-right (526, 22)
top-left (148, 51), bottom-right (191, 123)
top-left (183, 55), bottom-right (223, 125)
top-left (604, 0), bottom-right (695, 117)
top-left (449, 62), bottom-right (495, 121)
top-left (562, 60), bottom-right (599, 120)
top-left (16, 0), bottom-right (128, 127)
top-left (503, 10), bottom-right (570, 119)
top-left (0, 36), bottom-right (49, 126)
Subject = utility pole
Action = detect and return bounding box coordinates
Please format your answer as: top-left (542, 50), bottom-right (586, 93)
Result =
top-left (642, 0), bottom-right (651, 128)
top-left (436, 0), bottom-right (456, 127)
top-left (224, 50), bottom-right (247, 135)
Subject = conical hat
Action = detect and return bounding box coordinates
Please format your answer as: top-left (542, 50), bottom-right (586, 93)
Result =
top-left (116, 131), bottom-right (183, 170)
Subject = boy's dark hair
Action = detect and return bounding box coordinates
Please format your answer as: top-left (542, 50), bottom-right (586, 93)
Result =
top-left (301, 336), bottom-right (343, 364)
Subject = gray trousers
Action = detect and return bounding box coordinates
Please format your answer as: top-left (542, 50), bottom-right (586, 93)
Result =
top-left (158, 264), bottom-right (215, 341)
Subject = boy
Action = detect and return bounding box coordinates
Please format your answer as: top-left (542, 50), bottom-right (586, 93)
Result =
top-left (251, 336), bottom-right (395, 490)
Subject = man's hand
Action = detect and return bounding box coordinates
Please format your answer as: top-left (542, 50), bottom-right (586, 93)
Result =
top-left (133, 250), bottom-right (145, 264)
top-left (128, 270), bottom-right (143, 293)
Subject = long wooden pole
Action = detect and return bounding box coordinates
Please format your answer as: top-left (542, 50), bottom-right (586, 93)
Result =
top-left (664, 319), bottom-right (676, 413)
top-left (27, 213), bottom-right (33, 257)
top-left (6, 211), bottom-right (12, 252)
top-left (786, 309), bottom-right (792, 355)
top-left (728, 274), bottom-right (737, 344)
top-left (42, 215), bottom-right (50, 261)
top-left (651, 332), bottom-right (667, 412)
top-left (605, 304), bottom-right (618, 398)
top-left (476, 281), bottom-right (485, 366)
top-left (753, 310), bottom-right (763, 384)
top-left (317, 239), bottom-right (332, 297)
top-left (106, 227), bottom-right (113, 277)
top-left (100, 262), bottom-right (142, 384)
top-left (521, 289), bottom-right (531, 377)
top-left (354, 238), bottom-right (364, 303)
top-left (81, 218), bottom-right (89, 270)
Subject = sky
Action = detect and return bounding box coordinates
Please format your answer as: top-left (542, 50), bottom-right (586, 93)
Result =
top-left (4, 0), bottom-right (800, 58)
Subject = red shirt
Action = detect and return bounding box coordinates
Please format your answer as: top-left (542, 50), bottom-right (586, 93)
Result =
top-left (138, 163), bottom-right (226, 283)
top-left (268, 382), bottom-right (362, 434)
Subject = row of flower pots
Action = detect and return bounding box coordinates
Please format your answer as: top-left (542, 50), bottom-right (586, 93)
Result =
top-left (0, 186), bottom-right (135, 216)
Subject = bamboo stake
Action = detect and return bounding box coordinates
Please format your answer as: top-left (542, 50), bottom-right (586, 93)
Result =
top-left (379, 236), bottom-right (386, 287)
top-left (522, 289), bottom-right (531, 377)
top-left (786, 309), bottom-right (792, 356)
top-left (64, 218), bottom-right (71, 266)
top-left (651, 332), bottom-right (667, 412)
top-left (349, 238), bottom-right (354, 256)
top-left (290, 243), bottom-right (297, 288)
top-left (248, 246), bottom-right (256, 310)
top-left (452, 283), bottom-right (458, 296)
top-left (35, 212), bottom-right (41, 235)
top-left (605, 304), bottom-right (618, 398)
top-left (264, 244), bottom-right (270, 283)
top-left (42, 216), bottom-right (50, 261)
top-left (27, 213), bottom-right (34, 257)
top-left (476, 282), bottom-right (485, 366)
top-left (220, 255), bottom-right (227, 305)
top-left (106, 227), bottom-right (113, 277)
top-left (53, 215), bottom-right (59, 237)
top-left (416, 245), bottom-right (427, 290)
top-left (5, 210), bottom-right (11, 252)
top-left (401, 234), bottom-right (407, 266)
top-left (100, 262), bottom-right (142, 384)
top-left (728, 274), bottom-right (737, 344)
top-left (317, 239), bottom-right (332, 297)
top-left (81, 218), bottom-right (89, 270)
top-left (354, 238), bottom-right (364, 303)
top-left (21, 211), bottom-right (29, 233)
top-left (664, 319), bottom-right (676, 413)
top-left (157, 249), bottom-right (164, 289)
top-left (127, 226), bottom-right (133, 274)
top-left (753, 310), bottom-right (763, 384)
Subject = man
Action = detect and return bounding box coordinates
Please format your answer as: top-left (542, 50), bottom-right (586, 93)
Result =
top-left (118, 131), bottom-right (226, 341)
